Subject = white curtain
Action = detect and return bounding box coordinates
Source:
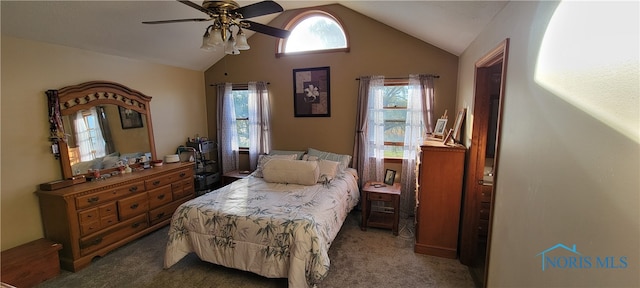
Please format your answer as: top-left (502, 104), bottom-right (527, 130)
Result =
top-left (363, 76), bottom-right (386, 184)
top-left (248, 81), bottom-right (272, 170)
top-left (217, 83), bottom-right (239, 173)
top-left (74, 107), bottom-right (106, 162)
top-left (399, 74), bottom-right (427, 218)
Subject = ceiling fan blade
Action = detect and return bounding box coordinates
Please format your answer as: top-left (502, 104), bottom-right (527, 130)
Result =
top-left (232, 1), bottom-right (284, 19)
top-left (143, 18), bottom-right (210, 24)
top-left (178, 0), bottom-right (211, 15)
top-left (241, 20), bottom-right (290, 38)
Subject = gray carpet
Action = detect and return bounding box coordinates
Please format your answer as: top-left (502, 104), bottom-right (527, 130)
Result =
top-left (37, 211), bottom-right (474, 288)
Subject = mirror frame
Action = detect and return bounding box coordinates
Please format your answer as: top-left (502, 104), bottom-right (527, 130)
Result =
top-left (52, 81), bottom-right (156, 179)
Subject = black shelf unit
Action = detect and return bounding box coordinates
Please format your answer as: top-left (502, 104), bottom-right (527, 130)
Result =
top-left (185, 140), bottom-right (220, 195)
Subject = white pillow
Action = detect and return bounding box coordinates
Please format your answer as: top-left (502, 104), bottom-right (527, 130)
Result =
top-left (306, 148), bottom-right (352, 171)
top-left (318, 159), bottom-right (340, 183)
top-left (262, 159), bottom-right (319, 186)
top-left (269, 150), bottom-right (306, 160)
top-left (253, 154), bottom-right (297, 178)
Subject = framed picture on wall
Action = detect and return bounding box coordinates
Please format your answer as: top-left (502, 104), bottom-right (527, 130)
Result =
top-left (293, 66), bottom-right (330, 117)
top-left (119, 106), bottom-right (143, 129)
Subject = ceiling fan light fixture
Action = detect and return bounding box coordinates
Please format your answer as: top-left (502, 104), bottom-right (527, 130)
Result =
top-left (211, 29), bottom-right (224, 46)
top-left (225, 35), bottom-right (240, 55)
top-left (200, 30), bottom-right (216, 51)
top-left (235, 29), bottom-right (250, 50)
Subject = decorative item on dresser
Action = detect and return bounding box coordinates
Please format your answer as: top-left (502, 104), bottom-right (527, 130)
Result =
top-left (36, 162), bottom-right (195, 271)
top-left (415, 140), bottom-right (466, 258)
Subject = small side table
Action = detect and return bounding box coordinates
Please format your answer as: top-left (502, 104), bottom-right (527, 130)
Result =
top-left (361, 182), bottom-right (401, 236)
top-left (222, 170), bottom-right (251, 185)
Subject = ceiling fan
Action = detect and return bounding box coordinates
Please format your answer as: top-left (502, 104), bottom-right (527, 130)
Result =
top-left (143, 0), bottom-right (291, 54)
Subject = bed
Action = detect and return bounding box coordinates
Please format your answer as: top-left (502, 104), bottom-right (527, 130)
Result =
top-left (164, 151), bottom-right (359, 288)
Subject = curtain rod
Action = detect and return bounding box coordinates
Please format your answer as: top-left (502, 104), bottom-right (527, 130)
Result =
top-left (209, 82), bottom-right (270, 86)
top-left (355, 74), bottom-right (439, 80)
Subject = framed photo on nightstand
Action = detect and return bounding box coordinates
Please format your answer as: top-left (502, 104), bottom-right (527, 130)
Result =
top-left (384, 169), bottom-right (396, 185)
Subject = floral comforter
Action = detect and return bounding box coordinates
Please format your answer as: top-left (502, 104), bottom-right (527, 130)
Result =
top-left (164, 169), bottom-right (359, 288)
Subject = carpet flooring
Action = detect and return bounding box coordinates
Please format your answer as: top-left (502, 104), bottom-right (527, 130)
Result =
top-left (36, 211), bottom-right (475, 288)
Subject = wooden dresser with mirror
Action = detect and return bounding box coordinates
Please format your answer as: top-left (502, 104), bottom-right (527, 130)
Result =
top-left (36, 81), bottom-right (195, 271)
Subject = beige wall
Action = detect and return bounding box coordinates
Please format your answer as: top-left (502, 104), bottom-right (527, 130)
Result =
top-left (205, 4), bottom-right (458, 158)
top-left (458, 1), bottom-right (639, 286)
top-left (0, 36), bottom-right (207, 250)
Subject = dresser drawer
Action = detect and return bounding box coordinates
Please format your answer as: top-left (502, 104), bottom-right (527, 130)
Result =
top-left (98, 203), bottom-right (117, 217)
top-left (100, 214), bottom-right (118, 228)
top-left (480, 185), bottom-right (493, 202)
top-left (479, 202), bottom-right (491, 220)
top-left (149, 201), bottom-right (181, 226)
top-left (173, 178), bottom-right (194, 200)
top-left (174, 168), bottom-right (193, 182)
top-left (76, 181), bottom-right (145, 209)
top-left (79, 214), bottom-right (148, 256)
top-left (146, 168), bottom-right (193, 190)
top-left (76, 190), bottom-right (119, 209)
top-left (148, 185), bottom-right (173, 209)
top-left (368, 192), bottom-right (394, 202)
top-left (117, 193), bottom-right (149, 220)
top-left (78, 208), bottom-right (99, 224)
top-left (80, 220), bottom-right (101, 236)
top-left (478, 219), bottom-right (489, 237)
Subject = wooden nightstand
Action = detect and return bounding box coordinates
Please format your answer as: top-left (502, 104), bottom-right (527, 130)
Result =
top-left (361, 182), bottom-right (401, 236)
top-left (222, 170), bottom-right (251, 185)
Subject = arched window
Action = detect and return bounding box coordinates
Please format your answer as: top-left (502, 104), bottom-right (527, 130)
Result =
top-left (278, 11), bottom-right (349, 55)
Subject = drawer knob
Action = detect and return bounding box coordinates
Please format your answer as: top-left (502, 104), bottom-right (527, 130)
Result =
top-left (132, 222), bottom-right (142, 228)
top-left (156, 212), bottom-right (165, 219)
top-left (153, 180), bottom-right (160, 186)
top-left (130, 203), bottom-right (139, 209)
top-left (129, 186), bottom-right (138, 192)
top-left (88, 197), bottom-right (99, 203)
top-left (180, 172), bottom-right (186, 177)
top-left (157, 194), bottom-right (165, 200)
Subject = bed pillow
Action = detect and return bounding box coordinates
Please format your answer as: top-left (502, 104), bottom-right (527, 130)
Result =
top-left (306, 148), bottom-right (352, 171)
top-left (269, 150), bottom-right (306, 160)
top-left (253, 154), bottom-right (297, 178)
top-left (262, 159), bottom-right (319, 186)
top-left (316, 159), bottom-right (340, 183)
top-left (101, 154), bottom-right (122, 169)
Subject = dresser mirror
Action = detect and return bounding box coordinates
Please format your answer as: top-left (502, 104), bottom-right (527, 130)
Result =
top-left (48, 81), bottom-right (156, 179)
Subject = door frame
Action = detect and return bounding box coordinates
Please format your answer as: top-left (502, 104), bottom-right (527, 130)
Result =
top-left (459, 38), bottom-right (509, 287)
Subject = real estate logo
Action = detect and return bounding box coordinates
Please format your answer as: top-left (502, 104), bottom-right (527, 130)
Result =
top-left (536, 243), bottom-right (628, 271)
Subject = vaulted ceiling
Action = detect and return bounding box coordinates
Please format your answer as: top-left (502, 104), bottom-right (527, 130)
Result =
top-left (1, 1), bottom-right (508, 71)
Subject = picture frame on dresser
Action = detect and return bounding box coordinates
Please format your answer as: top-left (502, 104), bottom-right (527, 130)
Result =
top-left (452, 108), bottom-right (466, 143)
top-left (433, 118), bottom-right (448, 137)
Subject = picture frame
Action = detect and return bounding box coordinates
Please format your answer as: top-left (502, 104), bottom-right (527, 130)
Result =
top-left (293, 66), bottom-right (330, 117)
top-left (443, 128), bottom-right (454, 145)
top-left (433, 118), bottom-right (448, 136)
top-left (452, 108), bottom-right (466, 143)
top-left (119, 106), bottom-right (143, 129)
top-left (384, 169), bottom-right (396, 185)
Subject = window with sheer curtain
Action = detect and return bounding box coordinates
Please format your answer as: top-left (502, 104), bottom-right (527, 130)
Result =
top-left (74, 107), bottom-right (106, 163)
top-left (354, 74), bottom-right (435, 218)
top-left (217, 82), bottom-right (271, 173)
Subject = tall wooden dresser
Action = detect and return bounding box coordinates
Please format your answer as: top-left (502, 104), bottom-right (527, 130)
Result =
top-left (36, 162), bottom-right (194, 272)
top-left (415, 140), bottom-right (466, 258)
